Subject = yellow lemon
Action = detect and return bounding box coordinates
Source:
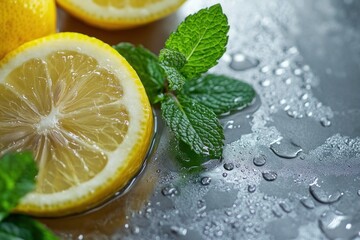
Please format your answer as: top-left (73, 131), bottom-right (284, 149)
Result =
top-left (0, 0), bottom-right (56, 59)
top-left (0, 32), bottom-right (153, 217)
top-left (56, 0), bottom-right (186, 30)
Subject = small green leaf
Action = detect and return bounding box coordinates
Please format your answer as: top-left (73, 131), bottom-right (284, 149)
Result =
top-left (113, 43), bottom-right (165, 104)
top-left (159, 49), bottom-right (187, 69)
top-left (183, 74), bottom-right (256, 115)
top-left (0, 215), bottom-right (58, 240)
top-left (161, 95), bottom-right (224, 158)
top-left (165, 4), bottom-right (229, 79)
top-left (0, 152), bottom-right (37, 221)
top-left (161, 65), bottom-right (186, 91)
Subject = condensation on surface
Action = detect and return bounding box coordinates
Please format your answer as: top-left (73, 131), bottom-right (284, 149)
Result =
top-left (0, 51), bottom-right (129, 193)
top-left (112, 0), bottom-right (360, 240)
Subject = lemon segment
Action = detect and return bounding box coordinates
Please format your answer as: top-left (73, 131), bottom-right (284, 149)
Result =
top-left (0, 32), bottom-right (153, 216)
top-left (56, 0), bottom-right (186, 30)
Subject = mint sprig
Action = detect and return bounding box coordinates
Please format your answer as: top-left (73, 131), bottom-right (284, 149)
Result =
top-left (165, 4), bottom-right (229, 79)
top-left (0, 153), bottom-right (58, 239)
top-left (114, 4), bottom-right (256, 159)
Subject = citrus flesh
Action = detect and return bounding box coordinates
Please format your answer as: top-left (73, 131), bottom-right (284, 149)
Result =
top-left (0, 32), bottom-right (153, 217)
top-left (56, 0), bottom-right (186, 29)
top-left (0, 0), bottom-right (56, 59)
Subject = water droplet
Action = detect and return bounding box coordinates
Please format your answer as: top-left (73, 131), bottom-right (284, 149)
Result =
top-left (279, 60), bottom-right (290, 68)
top-left (309, 179), bottom-right (343, 204)
top-left (253, 155), bottom-right (266, 166)
top-left (319, 211), bottom-right (360, 240)
top-left (300, 197), bottom-right (315, 209)
top-left (248, 184), bottom-right (256, 193)
top-left (224, 120), bottom-right (234, 129)
top-left (260, 79), bottom-right (271, 87)
top-left (201, 176), bottom-right (212, 186)
top-left (262, 171), bottom-right (277, 181)
top-left (279, 201), bottom-right (293, 213)
top-left (260, 65), bottom-right (271, 73)
top-left (170, 226), bottom-right (187, 236)
top-left (293, 68), bottom-right (303, 76)
top-left (161, 185), bottom-right (179, 197)
top-left (286, 46), bottom-right (298, 54)
top-left (223, 163), bottom-right (234, 171)
top-left (131, 226), bottom-right (140, 234)
top-left (270, 139), bottom-right (303, 159)
top-left (229, 53), bottom-right (260, 71)
top-left (274, 68), bottom-right (285, 75)
top-left (320, 117), bottom-right (332, 127)
top-left (284, 78), bottom-right (292, 85)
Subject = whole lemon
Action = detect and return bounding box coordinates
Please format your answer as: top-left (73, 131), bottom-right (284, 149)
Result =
top-left (0, 0), bottom-right (56, 59)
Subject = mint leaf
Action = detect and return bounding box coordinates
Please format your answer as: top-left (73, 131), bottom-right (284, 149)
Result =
top-left (0, 152), bottom-right (36, 221)
top-left (113, 43), bottom-right (165, 103)
top-left (161, 65), bottom-right (186, 91)
top-left (159, 49), bottom-right (187, 69)
top-left (161, 95), bottom-right (224, 158)
top-left (0, 215), bottom-right (58, 240)
top-left (165, 4), bottom-right (229, 79)
top-left (183, 74), bottom-right (256, 115)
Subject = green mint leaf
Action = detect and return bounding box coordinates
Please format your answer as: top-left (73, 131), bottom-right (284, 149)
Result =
top-left (113, 43), bottom-right (165, 104)
top-left (159, 49), bottom-right (187, 69)
top-left (183, 74), bottom-right (256, 115)
top-left (0, 152), bottom-right (37, 221)
top-left (161, 65), bottom-right (186, 91)
top-left (161, 95), bottom-right (224, 158)
top-left (165, 4), bottom-right (229, 79)
top-left (0, 215), bottom-right (58, 240)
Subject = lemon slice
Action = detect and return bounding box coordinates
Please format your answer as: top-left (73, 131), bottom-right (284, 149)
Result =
top-left (56, 0), bottom-right (186, 30)
top-left (0, 32), bottom-right (153, 217)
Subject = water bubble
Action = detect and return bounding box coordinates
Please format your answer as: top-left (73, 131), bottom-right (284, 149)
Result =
top-left (222, 173), bottom-right (228, 178)
top-left (309, 179), bottom-right (343, 204)
top-left (223, 163), bottom-right (234, 171)
top-left (229, 53), bottom-right (260, 71)
top-left (201, 177), bottom-right (212, 186)
top-left (300, 197), bottom-right (315, 209)
top-left (319, 211), bottom-right (360, 240)
top-left (357, 190), bottom-right (360, 196)
top-left (262, 171), bottom-right (277, 181)
top-left (253, 155), bottom-right (266, 166)
top-left (320, 117), bottom-right (332, 127)
top-left (270, 139), bottom-right (303, 159)
top-left (248, 184), bottom-right (257, 193)
top-left (161, 185), bottom-right (179, 197)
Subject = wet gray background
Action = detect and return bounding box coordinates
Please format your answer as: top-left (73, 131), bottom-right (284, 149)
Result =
top-left (49, 0), bottom-right (360, 239)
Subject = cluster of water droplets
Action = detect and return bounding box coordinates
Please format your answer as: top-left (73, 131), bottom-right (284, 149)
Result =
top-left (112, 0), bottom-right (360, 239)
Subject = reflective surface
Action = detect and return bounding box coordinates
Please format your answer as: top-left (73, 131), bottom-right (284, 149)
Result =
top-left (45, 0), bottom-right (360, 239)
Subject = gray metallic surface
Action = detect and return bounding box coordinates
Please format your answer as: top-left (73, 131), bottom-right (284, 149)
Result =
top-left (49, 0), bottom-right (360, 239)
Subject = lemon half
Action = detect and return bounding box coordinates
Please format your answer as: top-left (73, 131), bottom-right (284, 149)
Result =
top-left (0, 32), bottom-right (153, 217)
